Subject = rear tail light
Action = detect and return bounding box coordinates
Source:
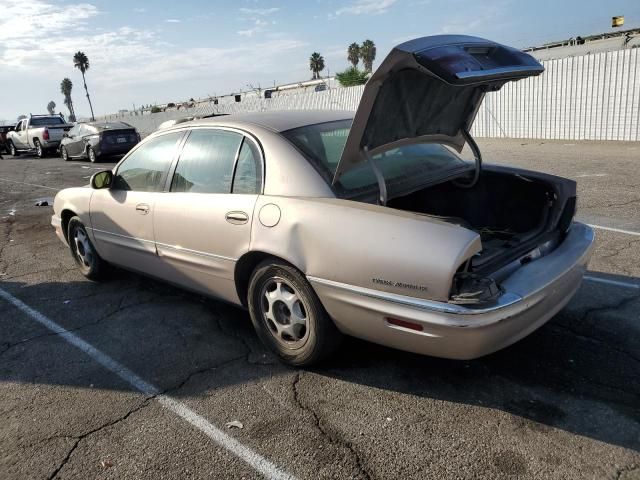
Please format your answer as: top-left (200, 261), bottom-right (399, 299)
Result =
top-left (42, 128), bottom-right (49, 140)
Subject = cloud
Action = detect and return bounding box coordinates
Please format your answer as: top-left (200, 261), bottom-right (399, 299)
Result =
top-left (239, 7), bottom-right (280, 16)
top-left (0, 0), bottom-right (99, 42)
top-left (165, 18), bottom-right (181, 23)
top-left (133, 7), bottom-right (146, 13)
top-left (0, 0), bottom-right (308, 118)
top-left (336, 0), bottom-right (397, 16)
top-left (237, 13), bottom-right (271, 36)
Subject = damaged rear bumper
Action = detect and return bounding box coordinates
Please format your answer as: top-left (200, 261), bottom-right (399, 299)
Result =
top-left (308, 222), bottom-right (595, 360)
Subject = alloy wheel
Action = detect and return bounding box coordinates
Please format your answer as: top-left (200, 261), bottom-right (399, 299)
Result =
top-left (260, 277), bottom-right (310, 349)
top-left (72, 226), bottom-right (94, 270)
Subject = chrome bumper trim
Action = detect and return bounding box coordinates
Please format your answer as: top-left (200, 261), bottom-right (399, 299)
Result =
top-left (306, 276), bottom-right (522, 315)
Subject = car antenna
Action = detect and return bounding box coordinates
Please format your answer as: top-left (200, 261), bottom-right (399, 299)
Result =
top-left (363, 145), bottom-right (387, 206)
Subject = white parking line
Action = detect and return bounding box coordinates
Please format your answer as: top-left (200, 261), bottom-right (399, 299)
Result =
top-left (583, 275), bottom-right (640, 289)
top-left (0, 287), bottom-right (296, 480)
top-left (588, 224), bottom-right (640, 237)
top-left (0, 177), bottom-right (59, 191)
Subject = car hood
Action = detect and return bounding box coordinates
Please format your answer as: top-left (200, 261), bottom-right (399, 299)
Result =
top-left (333, 35), bottom-right (544, 183)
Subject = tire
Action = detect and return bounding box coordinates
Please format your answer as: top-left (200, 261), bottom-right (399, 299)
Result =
top-left (61, 146), bottom-right (70, 161)
top-left (8, 141), bottom-right (18, 156)
top-left (248, 259), bottom-right (342, 366)
top-left (87, 146), bottom-right (97, 163)
top-left (34, 139), bottom-right (43, 158)
top-left (67, 216), bottom-right (108, 280)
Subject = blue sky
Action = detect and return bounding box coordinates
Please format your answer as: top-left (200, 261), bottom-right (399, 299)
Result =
top-left (1, 0), bottom-right (638, 121)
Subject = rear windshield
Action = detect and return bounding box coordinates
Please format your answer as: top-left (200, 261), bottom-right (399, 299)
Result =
top-left (282, 119), bottom-right (469, 200)
top-left (29, 117), bottom-right (64, 126)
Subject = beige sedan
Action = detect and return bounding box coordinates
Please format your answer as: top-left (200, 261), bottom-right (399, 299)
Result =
top-left (52, 35), bottom-right (594, 366)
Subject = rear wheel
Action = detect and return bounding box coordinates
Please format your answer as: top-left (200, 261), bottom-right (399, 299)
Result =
top-left (8, 141), bottom-right (18, 156)
top-left (67, 216), bottom-right (108, 280)
top-left (61, 146), bottom-right (70, 161)
top-left (34, 139), bottom-right (43, 158)
top-left (248, 260), bottom-right (342, 366)
top-left (87, 146), bottom-right (97, 163)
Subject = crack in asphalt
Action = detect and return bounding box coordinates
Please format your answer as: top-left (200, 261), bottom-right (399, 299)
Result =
top-left (46, 353), bottom-right (248, 479)
top-left (292, 372), bottom-right (373, 480)
top-left (47, 399), bottom-right (153, 480)
top-left (555, 292), bottom-right (640, 366)
top-left (0, 294), bottom-right (164, 359)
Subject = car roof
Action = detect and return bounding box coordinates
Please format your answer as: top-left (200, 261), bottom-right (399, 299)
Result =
top-left (85, 121), bottom-right (133, 130)
top-left (183, 110), bottom-right (355, 133)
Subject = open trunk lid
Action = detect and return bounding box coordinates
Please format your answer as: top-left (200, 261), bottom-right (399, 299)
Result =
top-left (333, 35), bottom-right (544, 183)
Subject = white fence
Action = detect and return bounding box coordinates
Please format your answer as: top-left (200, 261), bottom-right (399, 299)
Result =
top-left (104, 47), bottom-right (640, 141)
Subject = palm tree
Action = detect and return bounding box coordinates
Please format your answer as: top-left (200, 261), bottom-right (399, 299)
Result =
top-left (309, 52), bottom-right (325, 80)
top-left (60, 78), bottom-right (76, 122)
top-left (47, 101), bottom-right (56, 115)
top-left (360, 39), bottom-right (377, 73)
top-left (73, 51), bottom-right (95, 121)
top-left (347, 43), bottom-right (360, 68)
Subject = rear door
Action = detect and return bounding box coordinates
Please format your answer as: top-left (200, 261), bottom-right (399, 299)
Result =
top-left (64, 125), bottom-right (83, 156)
top-left (152, 128), bottom-right (263, 302)
top-left (89, 131), bottom-right (184, 276)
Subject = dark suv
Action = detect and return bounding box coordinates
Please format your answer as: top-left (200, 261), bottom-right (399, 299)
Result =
top-left (60, 121), bottom-right (140, 162)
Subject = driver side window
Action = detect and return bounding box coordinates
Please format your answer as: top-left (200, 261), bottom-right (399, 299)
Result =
top-left (112, 132), bottom-right (182, 192)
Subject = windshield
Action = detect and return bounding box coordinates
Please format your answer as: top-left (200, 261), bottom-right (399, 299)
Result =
top-left (29, 117), bottom-right (64, 126)
top-left (282, 119), bottom-right (470, 200)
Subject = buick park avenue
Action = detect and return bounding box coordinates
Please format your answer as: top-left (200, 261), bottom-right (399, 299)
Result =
top-left (51, 35), bottom-right (594, 366)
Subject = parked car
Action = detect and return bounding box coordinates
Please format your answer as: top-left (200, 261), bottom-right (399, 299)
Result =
top-left (7, 114), bottom-right (72, 157)
top-left (0, 124), bottom-right (15, 154)
top-left (60, 121), bottom-right (140, 162)
top-left (51, 35), bottom-right (594, 366)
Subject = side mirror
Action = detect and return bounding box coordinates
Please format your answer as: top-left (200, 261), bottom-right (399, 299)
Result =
top-left (90, 170), bottom-right (113, 189)
top-left (62, 133), bottom-right (69, 138)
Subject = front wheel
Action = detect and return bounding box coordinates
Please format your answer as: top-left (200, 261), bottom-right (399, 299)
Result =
top-left (61, 146), bottom-right (70, 161)
top-left (8, 141), bottom-right (18, 156)
top-left (248, 260), bottom-right (342, 366)
top-left (67, 216), bottom-right (108, 280)
top-left (87, 146), bottom-right (97, 163)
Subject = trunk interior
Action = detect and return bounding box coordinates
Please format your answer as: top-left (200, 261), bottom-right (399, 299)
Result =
top-left (387, 167), bottom-right (575, 284)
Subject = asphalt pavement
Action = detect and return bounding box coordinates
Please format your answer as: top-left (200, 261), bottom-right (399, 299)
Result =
top-left (1, 139), bottom-right (639, 479)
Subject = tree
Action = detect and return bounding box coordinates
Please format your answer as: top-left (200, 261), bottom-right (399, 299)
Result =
top-left (360, 39), bottom-right (376, 73)
top-left (335, 67), bottom-right (369, 87)
top-left (73, 51), bottom-right (95, 121)
top-left (47, 101), bottom-right (56, 115)
top-left (60, 78), bottom-right (76, 122)
top-left (347, 42), bottom-right (360, 68)
top-left (309, 52), bottom-right (325, 80)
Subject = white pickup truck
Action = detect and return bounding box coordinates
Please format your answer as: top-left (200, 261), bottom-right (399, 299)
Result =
top-left (7, 114), bottom-right (73, 158)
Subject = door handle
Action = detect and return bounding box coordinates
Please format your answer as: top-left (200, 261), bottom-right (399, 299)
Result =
top-left (135, 203), bottom-right (150, 215)
top-left (225, 211), bottom-right (248, 225)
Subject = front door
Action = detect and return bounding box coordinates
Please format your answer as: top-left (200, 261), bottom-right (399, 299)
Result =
top-left (89, 131), bottom-right (184, 276)
top-left (13, 120), bottom-right (28, 148)
top-left (153, 128), bottom-right (263, 303)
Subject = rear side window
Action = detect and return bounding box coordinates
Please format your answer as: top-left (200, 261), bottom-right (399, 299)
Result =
top-left (113, 132), bottom-right (182, 192)
top-left (232, 139), bottom-right (262, 194)
top-left (171, 129), bottom-right (243, 194)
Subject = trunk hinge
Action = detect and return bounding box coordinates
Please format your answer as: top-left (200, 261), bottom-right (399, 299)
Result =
top-left (455, 129), bottom-right (482, 189)
top-left (363, 146), bottom-right (387, 206)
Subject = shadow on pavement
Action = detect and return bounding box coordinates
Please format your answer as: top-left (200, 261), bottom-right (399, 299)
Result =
top-left (0, 270), bottom-right (638, 452)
